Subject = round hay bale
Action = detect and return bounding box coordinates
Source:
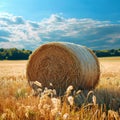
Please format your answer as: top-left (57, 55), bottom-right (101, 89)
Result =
top-left (26, 42), bottom-right (100, 95)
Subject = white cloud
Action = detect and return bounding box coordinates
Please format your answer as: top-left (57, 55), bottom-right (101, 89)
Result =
top-left (0, 13), bottom-right (120, 50)
top-left (0, 42), bottom-right (24, 49)
top-left (0, 13), bottom-right (25, 24)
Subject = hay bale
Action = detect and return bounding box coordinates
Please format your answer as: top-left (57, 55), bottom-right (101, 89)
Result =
top-left (26, 42), bottom-right (100, 95)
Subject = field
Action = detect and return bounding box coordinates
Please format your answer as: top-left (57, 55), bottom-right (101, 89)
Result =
top-left (0, 57), bottom-right (120, 120)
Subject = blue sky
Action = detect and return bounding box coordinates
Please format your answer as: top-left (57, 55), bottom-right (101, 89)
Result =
top-left (0, 0), bottom-right (120, 50)
top-left (1, 0), bottom-right (120, 21)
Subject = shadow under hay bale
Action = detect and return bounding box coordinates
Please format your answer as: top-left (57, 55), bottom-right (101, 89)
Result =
top-left (26, 42), bottom-right (100, 95)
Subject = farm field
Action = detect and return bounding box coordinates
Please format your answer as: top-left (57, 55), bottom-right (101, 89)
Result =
top-left (0, 57), bottom-right (120, 119)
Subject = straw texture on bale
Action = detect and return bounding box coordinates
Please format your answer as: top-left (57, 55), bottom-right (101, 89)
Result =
top-left (26, 42), bottom-right (100, 95)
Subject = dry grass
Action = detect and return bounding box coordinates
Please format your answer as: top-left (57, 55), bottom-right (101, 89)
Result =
top-left (0, 57), bottom-right (120, 120)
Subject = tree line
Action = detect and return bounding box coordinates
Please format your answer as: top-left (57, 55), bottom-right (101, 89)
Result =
top-left (93, 49), bottom-right (120, 57)
top-left (0, 48), bottom-right (32, 60)
top-left (0, 48), bottom-right (120, 60)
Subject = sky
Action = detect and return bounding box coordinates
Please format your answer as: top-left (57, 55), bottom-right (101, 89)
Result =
top-left (0, 0), bottom-right (120, 50)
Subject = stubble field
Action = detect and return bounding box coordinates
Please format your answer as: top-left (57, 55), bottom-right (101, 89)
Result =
top-left (0, 57), bottom-right (120, 120)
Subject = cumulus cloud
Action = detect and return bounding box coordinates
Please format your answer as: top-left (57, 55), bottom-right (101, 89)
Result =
top-left (0, 42), bottom-right (24, 49)
top-left (0, 13), bottom-right (25, 25)
top-left (0, 13), bottom-right (120, 50)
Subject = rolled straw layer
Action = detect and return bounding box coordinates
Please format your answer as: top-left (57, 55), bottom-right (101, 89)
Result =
top-left (26, 42), bottom-right (100, 95)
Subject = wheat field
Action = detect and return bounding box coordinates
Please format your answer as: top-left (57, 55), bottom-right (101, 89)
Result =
top-left (0, 57), bottom-right (120, 120)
